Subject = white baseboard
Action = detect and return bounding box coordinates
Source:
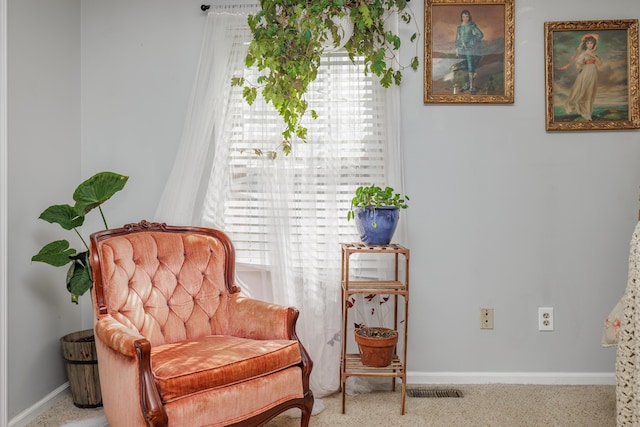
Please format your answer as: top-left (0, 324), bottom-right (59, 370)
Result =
top-left (407, 371), bottom-right (616, 386)
top-left (8, 383), bottom-right (69, 427)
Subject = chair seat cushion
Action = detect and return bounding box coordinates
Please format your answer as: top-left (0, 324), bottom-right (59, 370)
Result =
top-left (151, 335), bottom-right (301, 402)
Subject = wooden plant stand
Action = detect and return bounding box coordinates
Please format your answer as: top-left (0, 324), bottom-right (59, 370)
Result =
top-left (340, 243), bottom-right (410, 415)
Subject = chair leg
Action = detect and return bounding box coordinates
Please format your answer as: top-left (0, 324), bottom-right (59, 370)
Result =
top-left (300, 390), bottom-right (313, 427)
top-left (300, 408), bottom-right (311, 427)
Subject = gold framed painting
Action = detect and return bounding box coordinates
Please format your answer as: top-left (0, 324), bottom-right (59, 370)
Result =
top-left (545, 20), bottom-right (640, 131)
top-left (424, 0), bottom-right (514, 104)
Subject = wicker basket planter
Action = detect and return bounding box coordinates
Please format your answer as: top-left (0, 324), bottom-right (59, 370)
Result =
top-left (60, 329), bottom-right (102, 408)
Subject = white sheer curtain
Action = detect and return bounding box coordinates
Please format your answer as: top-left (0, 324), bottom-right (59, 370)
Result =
top-left (155, 3), bottom-right (256, 225)
top-left (155, 2), bottom-right (407, 399)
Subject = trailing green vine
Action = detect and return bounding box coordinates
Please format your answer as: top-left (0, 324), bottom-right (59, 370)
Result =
top-left (231, 0), bottom-right (419, 157)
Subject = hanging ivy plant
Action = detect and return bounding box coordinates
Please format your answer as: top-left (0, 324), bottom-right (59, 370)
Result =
top-left (231, 0), bottom-right (419, 157)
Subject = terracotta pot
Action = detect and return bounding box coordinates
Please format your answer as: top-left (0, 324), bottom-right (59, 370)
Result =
top-left (354, 327), bottom-right (398, 367)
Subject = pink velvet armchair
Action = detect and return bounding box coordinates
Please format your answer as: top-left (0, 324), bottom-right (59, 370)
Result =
top-left (89, 221), bottom-right (313, 427)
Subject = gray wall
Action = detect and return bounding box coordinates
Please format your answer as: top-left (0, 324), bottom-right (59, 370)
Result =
top-left (7, 0), bottom-right (82, 421)
top-left (6, 0), bottom-right (640, 421)
top-left (80, 0), bottom-right (204, 229)
top-left (401, 0), bottom-right (640, 375)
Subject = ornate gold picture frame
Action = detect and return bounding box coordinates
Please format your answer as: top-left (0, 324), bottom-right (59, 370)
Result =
top-left (424, 0), bottom-right (514, 104)
top-left (545, 20), bottom-right (640, 131)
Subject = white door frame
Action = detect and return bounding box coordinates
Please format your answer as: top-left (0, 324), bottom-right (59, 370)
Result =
top-left (1, 0), bottom-right (9, 424)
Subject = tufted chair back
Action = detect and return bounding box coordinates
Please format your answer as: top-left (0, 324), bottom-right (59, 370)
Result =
top-left (93, 225), bottom-right (234, 346)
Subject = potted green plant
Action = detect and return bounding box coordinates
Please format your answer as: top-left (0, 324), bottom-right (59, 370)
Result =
top-left (347, 184), bottom-right (408, 245)
top-left (31, 171), bottom-right (128, 408)
top-left (231, 0), bottom-right (420, 156)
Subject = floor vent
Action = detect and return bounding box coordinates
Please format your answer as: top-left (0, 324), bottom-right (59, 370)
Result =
top-left (407, 388), bottom-right (463, 398)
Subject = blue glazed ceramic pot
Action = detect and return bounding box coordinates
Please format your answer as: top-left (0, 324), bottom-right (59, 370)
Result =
top-left (354, 206), bottom-right (399, 245)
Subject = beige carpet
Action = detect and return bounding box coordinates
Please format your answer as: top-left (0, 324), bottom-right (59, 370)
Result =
top-left (27, 384), bottom-right (616, 427)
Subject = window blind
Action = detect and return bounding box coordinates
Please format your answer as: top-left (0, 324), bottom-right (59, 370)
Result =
top-left (204, 51), bottom-right (389, 268)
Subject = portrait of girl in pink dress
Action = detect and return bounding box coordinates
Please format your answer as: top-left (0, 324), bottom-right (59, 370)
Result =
top-left (547, 23), bottom-right (633, 125)
top-left (561, 34), bottom-right (602, 122)
top-left (547, 20), bottom-right (639, 130)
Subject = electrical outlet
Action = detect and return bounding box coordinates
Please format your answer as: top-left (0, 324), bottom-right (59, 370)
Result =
top-left (538, 307), bottom-right (554, 331)
top-left (480, 308), bottom-right (494, 329)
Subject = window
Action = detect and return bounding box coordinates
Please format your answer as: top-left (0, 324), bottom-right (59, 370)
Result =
top-left (203, 51), bottom-right (391, 267)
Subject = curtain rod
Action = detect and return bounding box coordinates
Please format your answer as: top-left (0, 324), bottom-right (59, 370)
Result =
top-left (200, 0), bottom-right (411, 11)
top-left (201, 1), bottom-right (408, 10)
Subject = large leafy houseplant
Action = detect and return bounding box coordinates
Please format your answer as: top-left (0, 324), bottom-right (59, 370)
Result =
top-left (31, 172), bottom-right (128, 303)
top-left (232, 0), bottom-right (420, 156)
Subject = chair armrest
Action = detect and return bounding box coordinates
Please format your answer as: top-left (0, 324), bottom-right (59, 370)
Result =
top-left (95, 316), bottom-right (144, 357)
top-left (228, 295), bottom-right (299, 340)
top-left (95, 317), bottom-right (168, 427)
top-left (135, 340), bottom-right (168, 427)
top-left (228, 296), bottom-right (314, 393)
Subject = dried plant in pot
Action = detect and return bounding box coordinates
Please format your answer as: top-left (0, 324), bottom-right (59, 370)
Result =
top-left (348, 293), bottom-right (400, 367)
top-left (354, 327), bottom-right (398, 367)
